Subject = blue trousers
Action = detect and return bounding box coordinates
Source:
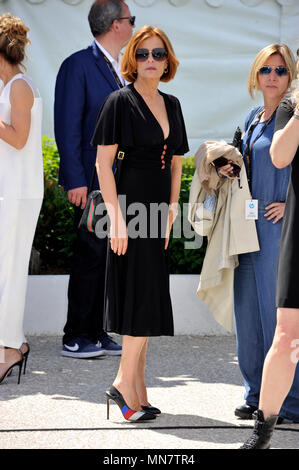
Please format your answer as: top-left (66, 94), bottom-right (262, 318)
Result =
top-left (234, 200), bottom-right (299, 421)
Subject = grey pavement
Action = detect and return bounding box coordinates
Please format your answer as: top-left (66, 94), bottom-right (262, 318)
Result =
top-left (1, 335), bottom-right (299, 450)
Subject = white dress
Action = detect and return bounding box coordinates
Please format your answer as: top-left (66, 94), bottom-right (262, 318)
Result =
top-left (0, 74), bottom-right (43, 348)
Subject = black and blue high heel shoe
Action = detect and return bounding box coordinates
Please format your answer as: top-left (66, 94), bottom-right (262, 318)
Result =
top-left (106, 386), bottom-right (156, 422)
top-left (141, 404), bottom-right (161, 415)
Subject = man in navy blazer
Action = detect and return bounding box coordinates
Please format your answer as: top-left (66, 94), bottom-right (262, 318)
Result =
top-left (54, 0), bottom-right (135, 358)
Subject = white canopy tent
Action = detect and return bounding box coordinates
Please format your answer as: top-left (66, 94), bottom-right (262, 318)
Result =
top-left (1, 0), bottom-right (298, 154)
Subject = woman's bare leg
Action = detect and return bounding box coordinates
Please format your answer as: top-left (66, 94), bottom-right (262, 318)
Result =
top-left (259, 307), bottom-right (299, 418)
top-left (0, 348), bottom-right (22, 379)
top-left (136, 338), bottom-right (149, 406)
top-left (113, 335), bottom-right (148, 411)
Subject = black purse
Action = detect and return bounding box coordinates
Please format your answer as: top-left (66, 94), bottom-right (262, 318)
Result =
top-left (78, 149), bottom-right (125, 238)
top-left (230, 126), bottom-right (242, 152)
top-left (213, 127), bottom-right (243, 175)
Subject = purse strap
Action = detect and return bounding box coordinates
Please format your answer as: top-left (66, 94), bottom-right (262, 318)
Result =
top-left (88, 149), bottom-right (125, 193)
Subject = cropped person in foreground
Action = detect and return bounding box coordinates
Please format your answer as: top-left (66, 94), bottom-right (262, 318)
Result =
top-left (0, 13), bottom-right (43, 383)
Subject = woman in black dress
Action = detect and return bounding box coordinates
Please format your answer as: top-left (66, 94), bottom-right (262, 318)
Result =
top-left (241, 63), bottom-right (299, 449)
top-left (91, 26), bottom-right (189, 422)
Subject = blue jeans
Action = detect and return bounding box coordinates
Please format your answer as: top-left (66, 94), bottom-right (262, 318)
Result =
top-left (234, 200), bottom-right (299, 421)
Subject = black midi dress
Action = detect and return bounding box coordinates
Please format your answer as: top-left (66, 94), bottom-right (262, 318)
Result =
top-left (91, 83), bottom-right (189, 336)
top-left (275, 97), bottom-right (299, 308)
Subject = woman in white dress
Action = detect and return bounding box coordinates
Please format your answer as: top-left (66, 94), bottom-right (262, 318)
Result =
top-left (0, 13), bottom-right (43, 384)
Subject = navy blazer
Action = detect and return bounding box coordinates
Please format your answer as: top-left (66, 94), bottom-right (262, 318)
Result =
top-left (54, 41), bottom-right (120, 191)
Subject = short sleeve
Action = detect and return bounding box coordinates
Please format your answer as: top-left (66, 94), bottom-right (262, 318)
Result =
top-left (274, 97), bottom-right (295, 133)
top-left (91, 89), bottom-right (133, 147)
top-left (174, 98), bottom-right (189, 156)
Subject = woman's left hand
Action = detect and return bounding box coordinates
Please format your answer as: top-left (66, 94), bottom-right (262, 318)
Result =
top-left (165, 203), bottom-right (179, 250)
top-left (264, 202), bottom-right (285, 224)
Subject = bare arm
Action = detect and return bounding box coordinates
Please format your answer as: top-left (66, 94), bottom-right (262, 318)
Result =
top-left (270, 105), bottom-right (299, 169)
top-left (165, 155), bottom-right (182, 249)
top-left (0, 79), bottom-right (33, 150)
top-left (96, 144), bottom-right (128, 255)
top-left (169, 155), bottom-right (182, 207)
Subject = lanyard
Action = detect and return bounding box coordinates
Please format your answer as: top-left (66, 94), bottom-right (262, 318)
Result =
top-left (244, 109), bottom-right (276, 190)
top-left (98, 47), bottom-right (124, 89)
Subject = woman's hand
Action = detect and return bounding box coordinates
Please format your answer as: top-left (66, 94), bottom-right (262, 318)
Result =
top-left (165, 203), bottom-right (179, 250)
top-left (217, 161), bottom-right (237, 179)
top-left (96, 144), bottom-right (128, 254)
top-left (110, 215), bottom-right (128, 255)
top-left (264, 202), bottom-right (285, 224)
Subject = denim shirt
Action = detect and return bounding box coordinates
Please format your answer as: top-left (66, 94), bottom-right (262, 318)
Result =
top-left (242, 107), bottom-right (290, 203)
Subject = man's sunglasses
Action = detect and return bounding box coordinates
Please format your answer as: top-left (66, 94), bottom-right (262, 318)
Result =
top-left (258, 66), bottom-right (289, 77)
top-left (116, 16), bottom-right (135, 26)
top-left (135, 48), bottom-right (168, 62)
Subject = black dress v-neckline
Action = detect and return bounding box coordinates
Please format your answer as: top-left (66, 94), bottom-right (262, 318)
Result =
top-left (130, 83), bottom-right (170, 142)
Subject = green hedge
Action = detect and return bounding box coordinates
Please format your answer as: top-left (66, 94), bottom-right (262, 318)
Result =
top-left (168, 156), bottom-right (207, 274)
top-left (33, 138), bottom-right (206, 274)
top-left (33, 137), bottom-right (75, 273)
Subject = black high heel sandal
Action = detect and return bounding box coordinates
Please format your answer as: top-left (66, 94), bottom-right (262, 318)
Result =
top-left (106, 385), bottom-right (156, 422)
top-left (22, 343), bottom-right (30, 375)
top-left (0, 348), bottom-right (24, 385)
top-left (6, 343), bottom-right (29, 377)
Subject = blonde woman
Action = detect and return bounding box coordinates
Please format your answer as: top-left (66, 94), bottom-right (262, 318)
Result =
top-left (0, 14), bottom-right (43, 384)
top-left (218, 45), bottom-right (298, 424)
top-left (241, 62), bottom-right (299, 449)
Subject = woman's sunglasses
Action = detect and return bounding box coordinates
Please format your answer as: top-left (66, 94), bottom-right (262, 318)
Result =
top-left (258, 66), bottom-right (289, 77)
top-left (135, 48), bottom-right (168, 62)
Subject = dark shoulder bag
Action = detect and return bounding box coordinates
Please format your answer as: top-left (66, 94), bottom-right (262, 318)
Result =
top-left (78, 149), bottom-right (125, 237)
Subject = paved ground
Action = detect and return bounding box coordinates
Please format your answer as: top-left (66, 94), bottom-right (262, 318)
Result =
top-left (1, 335), bottom-right (299, 451)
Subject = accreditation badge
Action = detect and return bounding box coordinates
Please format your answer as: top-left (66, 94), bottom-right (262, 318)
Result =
top-left (245, 199), bottom-right (258, 220)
